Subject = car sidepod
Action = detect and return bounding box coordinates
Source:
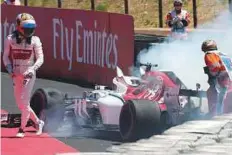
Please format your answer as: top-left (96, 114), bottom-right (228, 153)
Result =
top-left (97, 93), bottom-right (125, 125)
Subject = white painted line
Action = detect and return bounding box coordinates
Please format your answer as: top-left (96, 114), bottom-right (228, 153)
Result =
top-left (56, 153), bottom-right (123, 155)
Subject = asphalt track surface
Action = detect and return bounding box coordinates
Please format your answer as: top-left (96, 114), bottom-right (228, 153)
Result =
top-left (1, 72), bottom-right (122, 152)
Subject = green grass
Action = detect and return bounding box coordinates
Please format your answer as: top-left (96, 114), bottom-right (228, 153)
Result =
top-left (1, 0), bottom-right (230, 28)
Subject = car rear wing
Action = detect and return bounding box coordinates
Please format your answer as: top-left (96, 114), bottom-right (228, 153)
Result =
top-left (164, 83), bottom-right (207, 109)
top-left (165, 83), bottom-right (207, 99)
top-left (179, 89), bottom-right (207, 98)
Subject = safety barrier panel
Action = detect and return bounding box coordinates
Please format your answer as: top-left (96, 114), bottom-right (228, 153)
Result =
top-left (1, 5), bottom-right (134, 86)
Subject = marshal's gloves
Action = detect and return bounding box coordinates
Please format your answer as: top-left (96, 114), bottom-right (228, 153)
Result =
top-left (176, 20), bottom-right (184, 28)
top-left (172, 17), bottom-right (180, 25)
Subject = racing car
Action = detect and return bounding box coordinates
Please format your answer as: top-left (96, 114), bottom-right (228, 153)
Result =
top-left (27, 63), bottom-right (232, 142)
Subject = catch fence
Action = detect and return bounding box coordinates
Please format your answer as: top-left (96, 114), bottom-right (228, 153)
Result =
top-left (3, 0), bottom-right (232, 28)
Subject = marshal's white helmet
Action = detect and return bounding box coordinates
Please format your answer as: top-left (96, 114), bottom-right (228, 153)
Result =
top-left (174, 0), bottom-right (183, 5)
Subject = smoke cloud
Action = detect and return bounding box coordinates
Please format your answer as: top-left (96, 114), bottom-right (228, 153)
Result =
top-left (136, 10), bottom-right (232, 90)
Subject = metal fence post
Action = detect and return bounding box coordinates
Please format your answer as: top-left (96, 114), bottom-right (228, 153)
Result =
top-left (91, 0), bottom-right (95, 10)
top-left (58, 0), bottom-right (62, 8)
top-left (192, 0), bottom-right (198, 28)
top-left (24, 0), bottom-right (28, 6)
top-left (229, 0), bottom-right (232, 13)
top-left (158, 0), bottom-right (163, 28)
top-left (124, 0), bottom-right (129, 14)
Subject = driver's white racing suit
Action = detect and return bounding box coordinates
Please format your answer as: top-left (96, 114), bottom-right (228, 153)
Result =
top-left (3, 32), bottom-right (44, 133)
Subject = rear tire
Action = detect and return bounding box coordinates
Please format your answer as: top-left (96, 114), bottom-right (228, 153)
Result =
top-left (119, 99), bottom-right (163, 142)
top-left (30, 88), bottom-right (65, 133)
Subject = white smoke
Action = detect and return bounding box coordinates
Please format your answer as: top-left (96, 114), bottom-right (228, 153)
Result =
top-left (137, 10), bottom-right (232, 90)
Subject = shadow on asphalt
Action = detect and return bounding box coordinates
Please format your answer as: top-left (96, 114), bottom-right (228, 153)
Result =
top-left (1, 113), bottom-right (123, 143)
top-left (1, 113), bottom-right (213, 142)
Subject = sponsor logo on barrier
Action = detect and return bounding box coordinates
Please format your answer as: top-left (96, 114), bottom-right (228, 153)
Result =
top-left (1, 19), bottom-right (16, 52)
top-left (1, 5), bottom-right (134, 86)
top-left (53, 19), bottom-right (118, 71)
top-left (1, 18), bottom-right (119, 71)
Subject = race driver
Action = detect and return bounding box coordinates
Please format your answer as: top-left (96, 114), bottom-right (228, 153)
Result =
top-left (202, 40), bottom-right (230, 116)
top-left (165, 0), bottom-right (190, 38)
top-left (3, 13), bottom-right (44, 138)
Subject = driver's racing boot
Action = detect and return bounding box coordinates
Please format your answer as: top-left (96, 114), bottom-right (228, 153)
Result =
top-left (36, 120), bottom-right (44, 135)
top-left (16, 128), bottom-right (25, 138)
